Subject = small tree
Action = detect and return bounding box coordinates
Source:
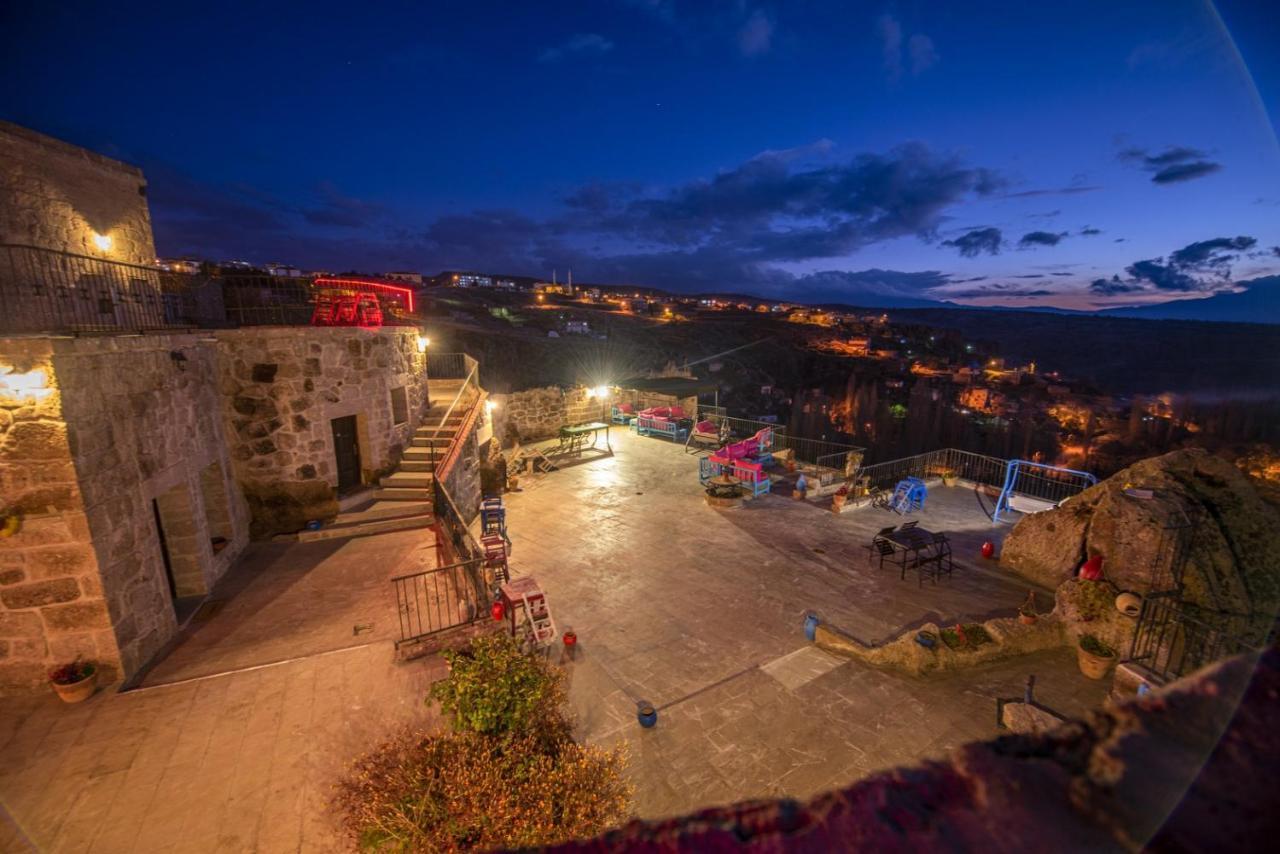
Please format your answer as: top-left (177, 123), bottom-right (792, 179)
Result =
top-left (430, 633), bottom-right (565, 740)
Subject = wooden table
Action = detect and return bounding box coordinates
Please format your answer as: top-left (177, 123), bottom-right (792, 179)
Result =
top-left (554, 421), bottom-right (612, 455)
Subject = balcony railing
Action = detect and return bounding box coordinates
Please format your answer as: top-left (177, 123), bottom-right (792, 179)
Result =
top-left (0, 243), bottom-right (416, 335)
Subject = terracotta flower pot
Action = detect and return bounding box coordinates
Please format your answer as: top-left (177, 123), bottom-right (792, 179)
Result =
top-left (51, 669), bottom-right (97, 704)
top-left (1076, 644), bottom-right (1115, 680)
top-left (831, 494), bottom-right (847, 513)
top-left (1019, 613), bottom-right (1037, 625)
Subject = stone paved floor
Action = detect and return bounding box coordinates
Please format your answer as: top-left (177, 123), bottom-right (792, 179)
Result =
top-left (1, 529), bottom-right (444, 853)
top-left (0, 644), bottom-right (445, 854)
top-left (140, 529), bottom-right (437, 686)
top-left (507, 428), bottom-right (1110, 818)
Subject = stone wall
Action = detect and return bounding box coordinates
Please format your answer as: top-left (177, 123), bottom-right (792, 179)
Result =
top-left (0, 121), bottom-right (155, 263)
top-left (215, 327), bottom-right (429, 535)
top-left (0, 334), bottom-right (254, 694)
top-left (493, 385), bottom-right (693, 444)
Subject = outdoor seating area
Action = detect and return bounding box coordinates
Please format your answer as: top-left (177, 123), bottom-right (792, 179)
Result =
top-left (866, 522), bottom-right (954, 587)
top-left (697, 427), bottom-right (778, 497)
top-left (634, 406), bottom-right (690, 442)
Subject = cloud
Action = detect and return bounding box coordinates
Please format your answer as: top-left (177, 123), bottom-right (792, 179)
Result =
top-left (301, 181), bottom-right (385, 229)
top-left (943, 284), bottom-right (1056, 299)
top-left (1002, 184), bottom-right (1102, 199)
top-left (737, 9), bottom-right (774, 56)
top-left (878, 15), bottom-right (936, 82)
top-left (942, 227), bottom-right (1003, 257)
top-left (908, 34), bottom-right (938, 75)
top-left (1169, 236), bottom-right (1257, 270)
top-left (1119, 145), bottom-right (1222, 184)
top-left (539, 33), bottom-right (614, 63)
top-left (1080, 227), bottom-right (1102, 236)
top-left (1019, 230), bottom-right (1067, 248)
top-left (1089, 234), bottom-right (1257, 296)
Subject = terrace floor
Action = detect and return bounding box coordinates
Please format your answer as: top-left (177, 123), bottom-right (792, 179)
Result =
top-left (506, 426), bottom-right (1109, 819)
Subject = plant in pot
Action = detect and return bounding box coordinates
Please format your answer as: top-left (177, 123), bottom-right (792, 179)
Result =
top-left (831, 484), bottom-right (850, 513)
top-left (1018, 591), bottom-right (1039, 625)
top-left (940, 469), bottom-right (958, 488)
top-left (48, 657), bottom-right (97, 704)
top-left (1077, 633), bottom-right (1116, 680)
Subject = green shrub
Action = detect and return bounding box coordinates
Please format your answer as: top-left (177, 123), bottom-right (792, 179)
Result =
top-left (940, 623), bottom-right (993, 649)
top-left (1075, 579), bottom-right (1116, 621)
top-left (336, 729), bottom-right (630, 852)
top-left (430, 633), bottom-right (565, 739)
top-left (1080, 633), bottom-right (1116, 658)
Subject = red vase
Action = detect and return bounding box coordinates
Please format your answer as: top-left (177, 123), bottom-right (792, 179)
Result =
top-left (1080, 555), bottom-right (1104, 581)
top-left (490, 600), bottom-right (505, 622)
top-left (981, 541), bottom-right (995, 559)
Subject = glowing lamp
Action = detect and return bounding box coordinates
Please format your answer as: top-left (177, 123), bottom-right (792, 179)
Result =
top-left (0, 367), bottom-right (54, 402)
top-left (485, 400), bottom-right (497, 413)
top-left (92, 232), bottom-right (112, 252)
top-left (981, 541), bottom-right (995, 559)
top-left (490, 600), bottom-right (505, 622)
top-left (592, 385), bottom-right (609, 399)
top-left (416, 335), bottom-right (429, 353)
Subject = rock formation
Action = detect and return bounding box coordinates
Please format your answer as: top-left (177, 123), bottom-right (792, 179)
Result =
top-left (1000, 449), bottom-right (1280, 619)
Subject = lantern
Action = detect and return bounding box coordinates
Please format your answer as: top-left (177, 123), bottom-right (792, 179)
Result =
top-left (490, 600), bottom-right (505, 622)
top-left (562, 630), bottom-right (577, 648)
top-left (981, 541), bottom-right (995, 559)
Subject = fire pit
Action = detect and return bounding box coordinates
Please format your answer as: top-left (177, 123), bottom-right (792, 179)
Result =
top-left (704, 474), bottom-right (744, 508)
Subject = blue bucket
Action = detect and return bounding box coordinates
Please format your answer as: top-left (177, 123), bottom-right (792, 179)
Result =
top-left (637, 703), bottom-right (657, 728)
top-left (803, 612), bottom-right (820, 641)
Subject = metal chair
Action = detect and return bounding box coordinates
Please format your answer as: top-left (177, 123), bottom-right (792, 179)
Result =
top-left (864, 527), bottom-right (897, 564)
top-left (900, 520), bottom-right (918, 530)
top-left (870, 538), bottom-right (908, 572)
top-left (927, 532), bottom-right (953, 578)
top-left (902, 549), bottom-right (939, 587)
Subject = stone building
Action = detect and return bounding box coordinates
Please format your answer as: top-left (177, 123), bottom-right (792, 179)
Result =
top-left (0, 121), bottom-right (155, 264)
top-left (0, 124), bottom-right (444, 695)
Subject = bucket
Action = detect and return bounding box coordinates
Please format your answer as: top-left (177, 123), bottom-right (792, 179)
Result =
top-left (637, 702), bottom-right (658, 728)
top-left (803, 612), bottom-right (820, 641)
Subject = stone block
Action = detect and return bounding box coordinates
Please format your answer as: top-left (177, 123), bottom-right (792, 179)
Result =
top-left (24, 544), bottom-right (95, 579)
top-left (0, 661), bottom-right (46, 693)
top-left (0, 420), bottom-right (69, 460)
top-left (0, 610), bottom-right (44, 638)
top-left (41, 598), bottom-right (111, 634)
top-left (0, 577), bottom-right (80, 609)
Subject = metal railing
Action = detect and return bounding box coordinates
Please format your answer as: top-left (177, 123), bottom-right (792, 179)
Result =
top-left (425, 352), bottom-right (472, 380)
top-left (433, 473), bottom-right (484, 565)
top-left (422, 354), bottom-right (482, 473)
top-left (1126, 593), bottom-right (1269, 683)
top-left (392, 558), bottom-right (488, 646)
top-left (696, 407), bottom-right (864, 467)
top-left (852, 448), bottom-right (1009, 493)
top-left (0, 243), bottom-right (418, 334)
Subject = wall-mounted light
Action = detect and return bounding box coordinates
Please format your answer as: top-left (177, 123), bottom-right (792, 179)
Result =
top-left (0, 366), bottom-right (54, 401)
top-left (485, 400), bottom-right (498, 413)
top-left (592, 385), bottom-right (610, 399)
top-left (92, 232), bottom-right (112, 252)
top-left (416, 335), bottom-right (430, 353)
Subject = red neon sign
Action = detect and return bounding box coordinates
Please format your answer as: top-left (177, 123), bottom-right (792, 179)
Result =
top-left (312, 277), bottom-right (415, 313)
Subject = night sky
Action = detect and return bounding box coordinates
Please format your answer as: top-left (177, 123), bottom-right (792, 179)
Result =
top-left (3, 0), bottom-right (1278, 311)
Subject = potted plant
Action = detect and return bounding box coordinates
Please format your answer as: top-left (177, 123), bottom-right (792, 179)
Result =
top-left (940, 469), bottom-right (958, 488)
top-left (48, 657), bottom-right (97, 704)
top-left (831, 484), bottom-right (850, 513)
top-left (1077, 634), bottom-right (1116, 680)
top-left (1018, 591), bottom-right (1039, 625)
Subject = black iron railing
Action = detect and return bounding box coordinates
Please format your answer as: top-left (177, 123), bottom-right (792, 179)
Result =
top-left (392, 558), bottom-right (488, 646)
top-left (0, 243), bottom-right (420, 334)
top-left (1126, 593), bottom-right (1267, 683)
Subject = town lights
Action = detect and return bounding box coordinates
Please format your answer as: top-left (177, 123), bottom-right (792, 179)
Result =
top-left (91, 232), bottom-right (112, 252)
top-left (416, 335), bottom-right (430, 353)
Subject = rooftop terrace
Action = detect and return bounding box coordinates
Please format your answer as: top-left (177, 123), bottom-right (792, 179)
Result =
top-left (504, 426), bottom-right (1108, 818)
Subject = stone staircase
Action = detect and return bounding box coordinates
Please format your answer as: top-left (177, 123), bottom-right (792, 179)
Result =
top-left (295, 386), bottom-right (477, 542)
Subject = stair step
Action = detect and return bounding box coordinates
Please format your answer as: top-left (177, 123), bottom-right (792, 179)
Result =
top-left (380, 472), bottom-right (434, 489)
top-left (332, 501), bottom-right (432, 525)
top-left (399, 460), bottom-right (434, 473)
top-left (296, 513), bottom-right (433, 542)
top-left (403, 448), bottom-right (432, 461)
top-left (373, 486), bottom-right (434, 501)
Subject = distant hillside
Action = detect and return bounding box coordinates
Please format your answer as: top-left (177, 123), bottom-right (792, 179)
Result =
top-left (1099, 277), bottom-right (1280, 325)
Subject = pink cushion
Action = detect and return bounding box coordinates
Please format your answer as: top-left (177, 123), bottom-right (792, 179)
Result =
top-left (694, 420), bottom-right (716, 434)
top-left (669, 406), bottom-right (686, 419)
top-left (617, 403), bottom-right (634, 414)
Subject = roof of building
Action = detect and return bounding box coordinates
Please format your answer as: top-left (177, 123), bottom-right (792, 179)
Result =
top-left (615, 376), bottom-right (718, 396)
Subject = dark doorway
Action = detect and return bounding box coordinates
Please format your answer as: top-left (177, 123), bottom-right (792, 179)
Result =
top-left (152, 499), bottom-right (178, 601)
top-left (331, 414), bottom-right (362, 493)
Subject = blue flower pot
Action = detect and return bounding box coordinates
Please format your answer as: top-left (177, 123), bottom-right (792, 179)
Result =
top-left (915, 631), bottom-right (936, 649)
top-left (305, 520), bottom-right (322, 531)
top-left (803, 612), bottom-right (820, 641)
top-left (637, 703), bottom-right (657, 728)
